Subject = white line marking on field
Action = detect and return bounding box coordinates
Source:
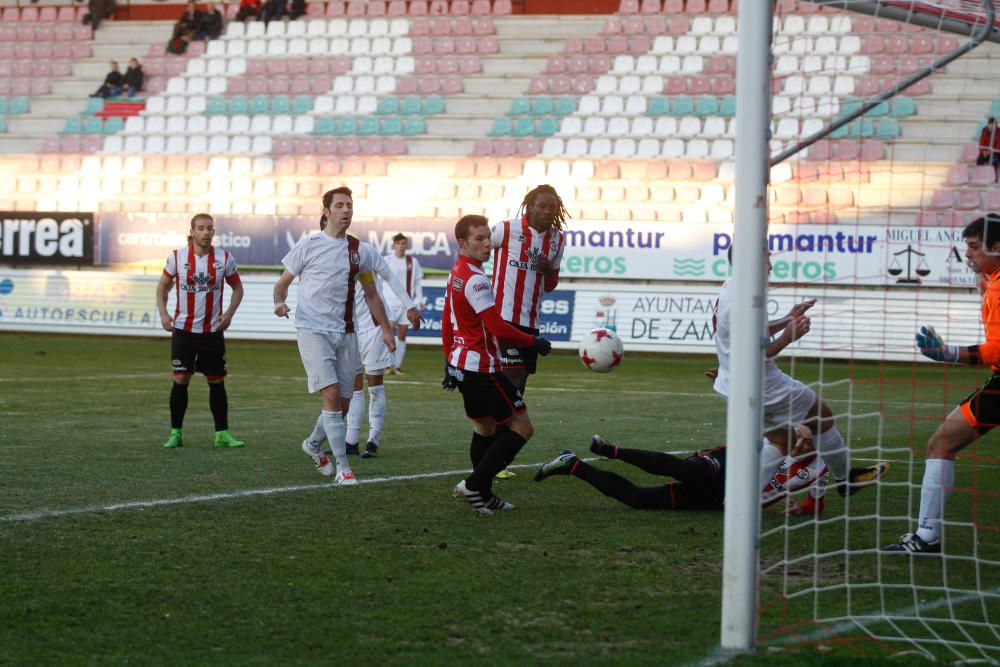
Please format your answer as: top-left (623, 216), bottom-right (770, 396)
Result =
top-left (689, 587), bottom-right (1000, 666)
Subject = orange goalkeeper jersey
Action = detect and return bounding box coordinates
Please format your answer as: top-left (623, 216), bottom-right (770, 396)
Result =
top-left (978, 267), bottom-right (1000, 371)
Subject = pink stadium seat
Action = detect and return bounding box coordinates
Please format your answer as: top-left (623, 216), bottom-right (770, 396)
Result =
top-left (0, 80), bottom-right (9, 96)
top-left (911, 35), bottom-right (934, 55)
top-left (686, 0), bottom-right (706, 12)
top-left (396, 76), bottom-right (418, 94)
top-left (692, 162), bottom-right (717, 180)
top-left (806, 139), bottom-right (832, 161)
top-left (291, 76), bottom-right (311, 94)
top-left (11, 79), bottom-right (29, 96)
top-left (32, 62), bottom-right (52, 78)
top-left (165, 59), bottom-right (186, 77)
top-left (564, 54), bottom-right (585, 74)
top-left (340, 137), bottom-right (361, 154)
top-left (628, 35), bottom-right (650, 53)
top-left (960, 143), bottom-right (981, 163)
top-left (327, 1), bottom-right (347, 16)
top-left (833, 140), bottom-right (860, 161)
top-left (36, 25), bottom-right (54, 41)
top-left (645, 15), bottom-right (666, 33)
top-left (332, 56), bottom-right (352, 73)
top-left (854, 76), bottom-right (882, 96)
top-left (54, 24), bottom-right (73, 42)
top-left (527, 77), bottom-right (547, 94)
top-left (51, 61), bottom-right (71, 77)
top-left (607, 36), bottom-right (629, 54)
top-left (870, 55), bottom-right (894, 75)
top-left (546, 55), bottom-right (567, 74)
top-left (590, 54), bottom-right (610, 73)
top-left (33, 42), bottom-right (54, 59)
top-left (306, 1), bottom-right (325, 17)
top-left (429, 0), bottom-right (448, 14)
top-left (703, 55), bottom-right (728, 74)
top-left (309, 77), bottom-right (331, 94)
top-left (945, 164), bottom-right (969, 186)
top-left (416, 56), bottom-right (436, 74)
top-left (271, 137), bottom-right (293, 155)
top-left (1, 7), bottom-right (18, 21)
top-left (0, 62), bottom-right (10, 78)
top-left (412, 36), bottom-right (433, 54)
top-left (972, 166), bottom-right (998, 185)
top-left (669, 162), bottom-right (692, 180)
top-left (516, 138), bottom-right (540, 156)
top-left (367, 0), bottom-right (387, 16)
top-left (430, 17), bottom-right (450, 35)
top-left (853, 15), bottom-right (875, 32)
top-left (311, 137), bottom-right (334, 154)
top-left (248, 76), bottom-right (269, 94)
top-left (494, 138), bottom-right (516, 156)
top-left (493, 0), bottom-right (512, 14)
top-left (15, 43), bottom-right (33, 59)
top-left (618, 0), bottom-right (639, 12)
top-left (456, 36), bottom-right (477, 53)
top-left (987, 189), bottom-right (1000, 210)
top-left (471, 138), bottom-right (493, 156)
top-left (459, 55), bottom-right (481, 73)
top-left (639, 0), bottom-right (659, 13)
top-left (60, 136), bottom-right (81, 153)
top-left (473, 17), bottom-right (494, 34)
top-left (885, 35), bottom-right (908, 54)
top-left (571, 75), bottom-right (594, 94)
top-left (471, 0), bottom-right (491, 15)
top-left (42, 137), bottom-right (61, 153)
top-left (438, 56), bottom-right (458, 74)
top-left (604, 16), bottom-right (623, 33)
top-left (383, 137), bottom-right (407, 154)
top-left (662, 0), bottom-right (682, 11)
top-left (478, 35), bottom-right (498, 53)
top-left (453, 16), bottom-right (473, 34)
top-left (861, 140), bottom-right (884, 160)
top-left (936, 36), bottom-right (959, 52)
top-left (288, 58), bottom-right (308, 75)
top-left (308, 59), bottom-right (329, 75)
top-left (388, 0), bottom-right (407, 15)
top-left (145, 76), bottom-right (166, 94)
top-left (707, 0), bottom-right (728, 11)
top-left (452, 0), bottom-right (471, 14)
top-left (409, 17), bottom-right (430, 34)
top-left (418, 76), bottom-right (441, 94)
top-left (915, 211), bottom-right (940, 226)
top-left (907, 78), bottom-right (930, 95)
top-left (0, 42), bottom-right (12, 58)
top-left (940, 211), bottom-right (968, 227)
top-left (409, 0), bottom-right (429, 15)
top-left (293, 138), bottom-right (316, 154)
top-left (861, 36), bottom-right (884, 54)
top-left (20, 7), bottom-right (38, 21)
top-left (14, 61), bottom-right (31, 77)
top-left (664, 77), bottom-right (686, 94)
top-left (549, 75), bottom-right (571, 94)
top-left (957, 189), bottom-right (983, 210)
top-left (563, 37), bottom-right (583, 53)
top-left (876, 18), bottom-right (900, 33)
top-left (227, 76), bottom-right (248, 94)
top-left (688, 76), bottom-right (710, 94)
top-left (442, 76), bottom-right (463, 93)
top-left (268, 59), bottom-right (289, 75)
top-left (667, 16), bottom-right (689, 35)
top-left (74, 25), bottom-right (93, 40)
top-left (584, 36), bottom-right (605, 53)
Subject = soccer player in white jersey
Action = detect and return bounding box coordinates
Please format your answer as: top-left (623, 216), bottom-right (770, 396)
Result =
top-left (273, 187), bottom-right (419, 485)
top-left (382, 233), bottom-right (424, 375)
top-left (155, 213), bottom-right (245, 449)
top-left (535, 426), bottom-right (831, 514)
top-left (712, 245), bottom-right (887, 497)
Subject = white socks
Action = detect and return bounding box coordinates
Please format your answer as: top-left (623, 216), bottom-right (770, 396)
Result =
top-left (760, 442), bottom-right (784, 489)
top-left (322, 410), bottom-right (349, 473)
top-left (368, 384), bottom-right (386, 445)
top-left (306, 414), bottom-right (326, 447)
top-left (394, 340), bottom-right (406, 370)
top-left (346, 390), bottom-right (364, 445)
top-left (916, 458), bottom-right (954, 544)
top-left (817, 425), bottom-right (849, 481)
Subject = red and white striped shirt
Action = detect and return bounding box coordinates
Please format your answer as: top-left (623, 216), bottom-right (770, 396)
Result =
top-left (490, 216), bottom-right (565, 328)
top-left (442, 255), bottom-right (504, 373)
top-left (163, 245), bottom-right (240, 334)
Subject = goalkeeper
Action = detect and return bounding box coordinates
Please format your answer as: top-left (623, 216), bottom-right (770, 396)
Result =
top-left (533, 426), bottom-right (864, 515)
top-left (886, 213), bottom-right (1000, 554)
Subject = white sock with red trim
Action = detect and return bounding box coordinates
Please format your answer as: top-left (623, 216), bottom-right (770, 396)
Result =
top-left (368, 384), bottom-right (386, 445)
top-left (916, 458), bottom-right (953, 544)
top-left (345, 390), bottom-right (364, 445)
top-left (322, 410), bottom-right (349, 473)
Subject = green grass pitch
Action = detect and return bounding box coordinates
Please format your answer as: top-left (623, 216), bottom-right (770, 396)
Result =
top-left (2, 333), bottom-right (997, 665)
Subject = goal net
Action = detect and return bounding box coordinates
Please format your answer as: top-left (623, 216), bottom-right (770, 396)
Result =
top-left (731, 0), bottom-right (1000, 662)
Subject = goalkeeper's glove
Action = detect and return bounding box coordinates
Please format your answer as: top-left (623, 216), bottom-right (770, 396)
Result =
top-left (531, 337), bottom-right (552, 356)
top-left (441, 363), bottom-right (459, 391)
top-left (916, 325), bottom-right (960, 363)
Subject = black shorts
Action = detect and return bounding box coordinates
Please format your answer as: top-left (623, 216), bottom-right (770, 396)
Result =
top-left (171, 329), bottom-right (227, 378)
top-left (498, 323), bottom-right (540, 374)
top-left (451, 366), bottom-right (526, 424)
top-left (959, 373), bottom-right (1000, 435)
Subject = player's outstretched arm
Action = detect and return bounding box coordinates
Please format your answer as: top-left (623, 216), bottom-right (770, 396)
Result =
top-left (916, 325), bottom-right (968, 363)
top-left (272, 270), bottom-right (295, 318)
top-left (765, 315), bottom-right (810, 359)
top-left (768, 298), bottom-right (816, 336)
top-left (155, 272), bottom-right (175, 332)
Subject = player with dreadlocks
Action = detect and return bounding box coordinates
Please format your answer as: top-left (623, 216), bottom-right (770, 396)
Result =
top-left (486, 184), bottom-right (569, 478)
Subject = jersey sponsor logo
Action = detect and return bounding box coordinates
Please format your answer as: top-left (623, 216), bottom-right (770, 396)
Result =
top-left (796, 468), bottom-right (810, 480)
top-left (506, 348), bottom-right (520, 357)
top-left (447, 365), bottom-right (465, 382)
top-left (473, 282), bottom-right (490, 292)
top-left (508, 259), bottom-right (529, 270)
top-left (349, 251), bottom-right (360, 264)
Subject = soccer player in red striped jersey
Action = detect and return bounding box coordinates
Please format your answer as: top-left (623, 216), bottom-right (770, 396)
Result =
top-left (156, 213), bottom-right (245, 450)
top-left (442, 215), bottom-right (553, 515)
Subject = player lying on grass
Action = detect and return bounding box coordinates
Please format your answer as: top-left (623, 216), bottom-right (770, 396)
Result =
top-left (885, 213), bottom-right (1000, 554)
top-left (535, 426), bottom-right (889, 514)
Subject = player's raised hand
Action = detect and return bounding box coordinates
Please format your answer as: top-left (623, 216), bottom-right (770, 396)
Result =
top-left (274, 302), bottom-right (291, 318)
top-left (531, 337), bottom-right (552, 356)
top-left (441, 363), bottom-right (459, 391)
top-left (782, 315), bottom-right (811, 343)
top-left (916, 325), bottom-right (959, 363)
top-left (788, 298), bottom-right (817, 319)
top-left (406, 306), bottom-right (421, 331)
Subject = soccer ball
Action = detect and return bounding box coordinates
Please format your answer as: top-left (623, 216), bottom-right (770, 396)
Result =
top-left (578, 328), bottom-right (624, 373)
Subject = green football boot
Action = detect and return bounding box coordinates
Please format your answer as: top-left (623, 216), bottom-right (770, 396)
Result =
top-left (163, 429), bottom-right (183, 449)
top-left (214, 430), bottom-right (245, 448)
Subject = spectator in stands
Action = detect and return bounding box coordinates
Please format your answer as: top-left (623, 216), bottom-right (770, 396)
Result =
top-left (235, 0), bottom-right (261, 22)
top-left (111, 58), bottom-right (144, 98)
top-left (93, 61), bottom-right (123, 98)
top-left (260, 0), bottom-right (287, 25)
top-left (196, 2), bottom-right (224, 40)
top-left (976, 117), bottom-right (995, 167)
top-left (172, 1), bottom-right (203, 42)
top-left (84, 0), bottom-right (116, 30)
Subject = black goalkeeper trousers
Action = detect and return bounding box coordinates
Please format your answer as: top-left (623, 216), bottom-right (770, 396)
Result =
top-left (571, 448), bottom-right (721, 511)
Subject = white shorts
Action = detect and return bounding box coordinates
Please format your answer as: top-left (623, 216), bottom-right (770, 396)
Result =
top-left (385, 299), bottom-right (410, 327)
top-left (296, 329), bottom-right (360, 396)
top-left (762, 379), bottom-right (817, 432)
top-left (356, 326), bottom-right (393, 375)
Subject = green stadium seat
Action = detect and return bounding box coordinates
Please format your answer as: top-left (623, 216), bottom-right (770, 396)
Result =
top-left (830, 123), bottom-right (848, 139)
top-left (0, 117), bottom-right (6, 133)
top-left (508, 96), bottom-right (530, 115)
top-left (402, 116), bottom-right (426, 135)
top-left (229, 96), bottom-right (249, 114)
top-left (377, 96), bottom-right (400, 115)
top-left (358, 116), bottom-right (379, 135)
top-left (270, 95), bottom-right (291, 114)
top-left (536, 116), bottom-right (559, 136)
top-left (250, 95), bottom-right (270, 115)
top-left (670, 96), bottom-right (693, 116)
top-left (82, 116), bottom-right (104, 134)
top-left (336, 117), bottom-right (358, 135)
top-left (891, 97), bottom-right (916, 117)
top-left (553, 95), bottom-right (576, 116)
top-left (876, 118), bottom-right (900, 138)
top-left (850, 118), bottom-right (875, 137)
top-left (531, 96), bottom-right (553, 116)
top-left (695, 95), bottom-right (718, 116)
top-left (61, 117), bottom-right (83, 134)
top-left (83, 97), bottom-right (104, 115)
top-left (293, 95), bottom-right (313, 114)
top-left (206, 96), bottom-right (227, 115)
top-left (841, 98), bottom-right (862, 116)
top-left (422, 95), bottom-right (444, 115)
top-left (103, 116), bottom-right (124, 134)
top-left (400, 95), bottom-right (422, 115)
top-left (380, 116), bottom-right (403, 135)
top-left (312, 116), bottom-right (336, 134)
top-left (719, 95), bottom-right (736, 117)
top-left (646, 96), bottom-right (670, 116)
top-left (10, 96), bottom-right (29, 115)
top-left (0, 98), bottom-right (7, 115)
top-left (488, 117), bottom-right (512, 136)
top-left (867, 100), bottom-right (889, 117)
top-left (512, 117), bottom-right (535, 137)
top-left (991, 99), bottom-right (1000, 116)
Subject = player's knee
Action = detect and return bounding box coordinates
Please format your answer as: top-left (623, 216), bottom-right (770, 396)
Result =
top-left (509, 413), bottom-right (533, 440)
top-left (172, 372), bottom-right (192, 385)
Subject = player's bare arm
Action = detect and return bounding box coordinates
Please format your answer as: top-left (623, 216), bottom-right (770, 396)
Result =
top-left (768, 298), bottom-right (816, 336)
top-left (362, 280), bottom-right (397, 353)
top-left (273, 270), bottom-right (294, 318)
top-left (155, 272), bottom-right (175, 332)
top-left (765, 314), bottom-right (810, 359)
top-left (535, 255), bottom-right (554, 276)
top-left (218, 277), bottom-right (244, 332)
